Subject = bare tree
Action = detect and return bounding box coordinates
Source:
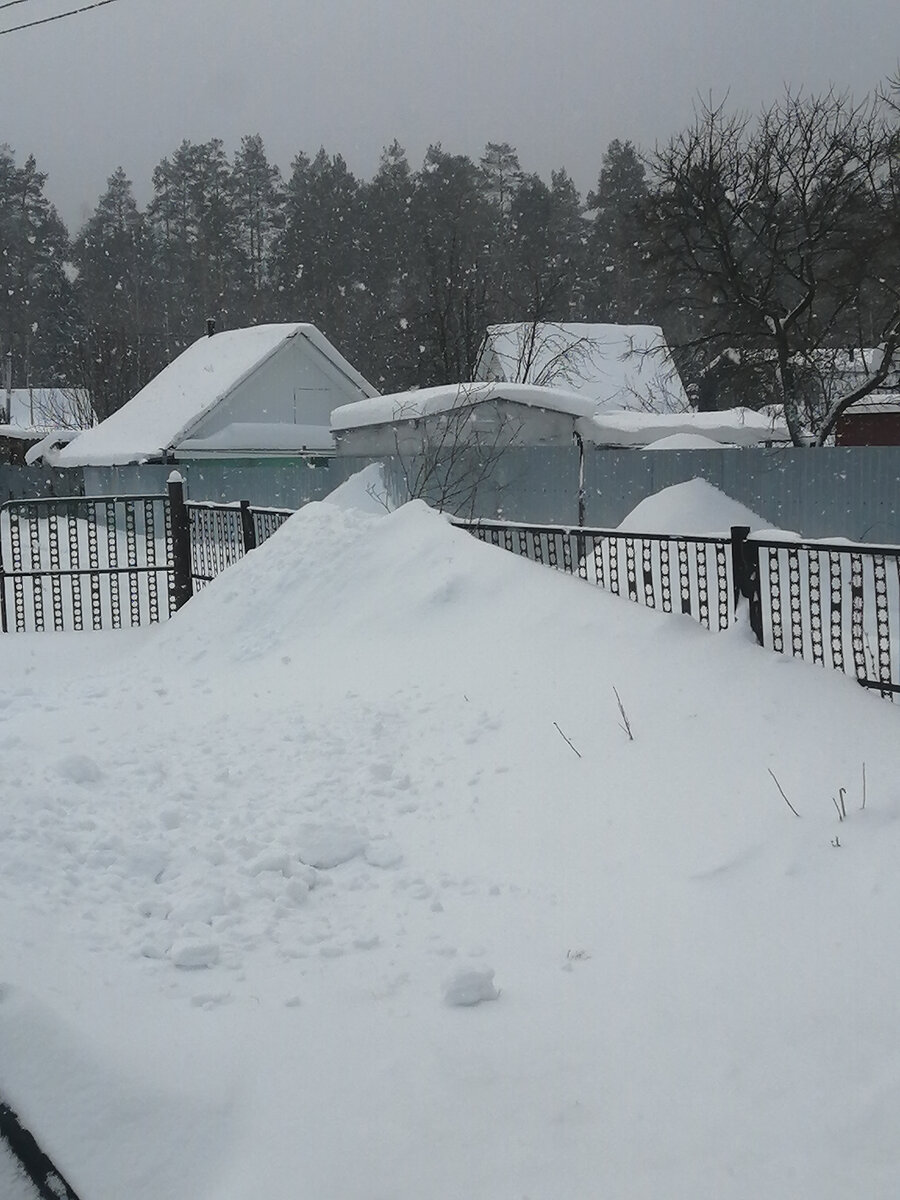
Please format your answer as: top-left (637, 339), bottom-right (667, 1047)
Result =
top-left (648, 88), bottom-right (900, 444)
top-left (390, 385), bottom-right (522, 519)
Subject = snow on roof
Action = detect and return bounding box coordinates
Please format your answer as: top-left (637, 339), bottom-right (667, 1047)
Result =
top-left (331, 381), bottom-right (598, 430)
top-left (1, 388), bottom-right (91, 433)
top-left (177, 423), bottom-right (335, 455)
top-left (837, 393), bottom-right (900, 416)
top-left (57, 325), bottom-right (375, 467)
top-left (478, 322), bottom-right (690, 414)
top-left (24, 428), bottom-right (83, 465)
top-left (578, 406), bottom-right (789, 448)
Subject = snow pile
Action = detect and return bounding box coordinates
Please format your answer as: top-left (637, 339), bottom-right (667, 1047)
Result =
top-left (443, 966), bottom-right (499, 1006)
top-left (581, 405), bottom-right (788, 447)
top-left (644, 432), bottom-right (735, 450)
top-left (0, 484), bottom-right (898, 1199)
top-left (618, 477), bottom-right (774, 534)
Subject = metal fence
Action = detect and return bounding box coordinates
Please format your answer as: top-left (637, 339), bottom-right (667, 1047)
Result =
top-left (187, 498), bottom-right (293, 587)
top-left (0, 480), bottom-right (294, 632)
top-left (455, 518), bottom-right (899, 701)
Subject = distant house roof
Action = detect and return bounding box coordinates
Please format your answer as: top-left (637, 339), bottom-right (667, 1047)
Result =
top-left (331, 381), bottom-right (598, 431)
top-left (57, 324), bottom-right (376, 468)
top-left (1, 388), bottom-right (92, 433)
top-left (476, 322), bottom-right (690, 414)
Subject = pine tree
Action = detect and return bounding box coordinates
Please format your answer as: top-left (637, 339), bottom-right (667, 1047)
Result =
top-left (231, 134), bottom-right (282, 322)
top-left (407, 146), bottom-right (496, 385)
top-left (272, 148), bottom-right (365, 357)
top-left (70, 168), bottom-right (161, 419)
top-left (149, 139), bottom-right (244, 352)
top-left (0, 146), bottom-right (74, 387)
top-left (585, 140), bottom-right (650, 322)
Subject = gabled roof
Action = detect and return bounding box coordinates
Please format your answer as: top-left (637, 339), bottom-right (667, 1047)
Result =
top-left (331, 381), bottom-right (598, 430)
top-left (57, 324), bottom-right (376, 467)
top-left (477, 322), bottom-right (690, 414)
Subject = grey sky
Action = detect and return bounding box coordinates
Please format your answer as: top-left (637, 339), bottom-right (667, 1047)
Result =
top-left (3, 0), bottom-right (899, 229)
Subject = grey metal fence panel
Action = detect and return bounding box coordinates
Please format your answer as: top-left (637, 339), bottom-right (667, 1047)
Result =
top-left (384, 446), bottom-right (900, 542)
top-left (83, 457), bottom-right (378, 510)
top-left (0, 466), bottom-right (83, 502)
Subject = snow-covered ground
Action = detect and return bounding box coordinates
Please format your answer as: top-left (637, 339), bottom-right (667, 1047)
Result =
top-left (1, 472), bottom-right (899, 1199)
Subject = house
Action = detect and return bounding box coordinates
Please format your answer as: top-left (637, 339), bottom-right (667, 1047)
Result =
top-left (330, 382), bottom-right (785, 457)
top-left (56, 324), bottom-right (377, 477)
top-left (834, 396), bottom-right (900, 446)
top-left (1, 387), bottom-right (92, 464)
top-left (475, 322), bottom-right (690, 415)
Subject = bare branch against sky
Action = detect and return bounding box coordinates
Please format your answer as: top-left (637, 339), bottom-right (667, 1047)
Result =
top-left (3, 0), bottom-right (899, 227)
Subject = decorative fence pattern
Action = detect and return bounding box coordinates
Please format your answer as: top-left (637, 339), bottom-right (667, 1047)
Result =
top-left (0, 493), bottom-right (172, 633)
top-left (455, 518), bottom-right (899, 701)
top-left (187, 499), bottom-right (293, 587)
top-left (0, 480), bottom-right (293, 633)
top-left (457, 519), bottom-right (734, 631)
top-left (3, 489), bottom-right (897, 702)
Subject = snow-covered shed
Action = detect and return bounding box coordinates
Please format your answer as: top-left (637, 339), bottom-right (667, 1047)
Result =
top-left (57, 324), bottom-right (377, 471)
top-left (331, 382), bottom-right (600, 456)
top-left (475, 322), bottom-right (690, 415)
top-left (332, 383), bottom-right (787, 457)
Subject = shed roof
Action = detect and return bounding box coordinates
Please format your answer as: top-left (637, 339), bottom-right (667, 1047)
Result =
top-left (57, 324), bottom-right (376, 467)
top-left (331, 381), bottom-right (598, 431)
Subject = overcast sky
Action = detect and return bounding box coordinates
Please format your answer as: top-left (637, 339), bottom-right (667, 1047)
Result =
top-left (3, 0), bottom-right (899, 229)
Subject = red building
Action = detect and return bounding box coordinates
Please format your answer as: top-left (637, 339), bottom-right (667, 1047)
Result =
top-left (835, 397), bottom-right (900, 446)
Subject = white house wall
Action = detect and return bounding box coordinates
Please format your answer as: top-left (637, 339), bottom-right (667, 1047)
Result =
top-left (335, 401), bottom-right (579, 456)
top-left (191, 336), bottom-right (359, 440)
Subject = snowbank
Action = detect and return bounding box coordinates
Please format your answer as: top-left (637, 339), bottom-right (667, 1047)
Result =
top-left (0, 491), bottom-right (898, 1200)
top-left (618, 478), bottom-right (773, 534)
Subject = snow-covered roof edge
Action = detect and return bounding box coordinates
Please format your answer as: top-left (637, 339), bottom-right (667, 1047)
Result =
top-left (332, 382), bottom-right (599, 430)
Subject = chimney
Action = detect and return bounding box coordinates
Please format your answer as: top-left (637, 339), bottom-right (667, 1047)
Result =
top-left (206, 318), bottom-right (216, 338)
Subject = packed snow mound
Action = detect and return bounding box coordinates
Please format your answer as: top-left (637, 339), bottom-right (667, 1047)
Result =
top-left (3, 493), bottom-right (900, 1200)
top-left (644, 433), bottom-right (736, 450)
top-left (443, 966), bottom-right (500, 1006)
top-left (618, 478), bottom-right (773, 535)
top-left (321, 462), bottom-right (392, 514)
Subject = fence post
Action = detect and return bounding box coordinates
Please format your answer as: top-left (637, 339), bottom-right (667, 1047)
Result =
top-left (167, 472), bottom-right (194, 612)
top-left (239, 499), bottom-right (257, 552)
top-left (730, 525), bottom-right (763, 645)
top-left (0, 527), bottom-right (6, 634)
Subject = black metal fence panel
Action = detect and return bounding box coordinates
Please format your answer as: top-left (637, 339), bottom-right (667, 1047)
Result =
top-left (456, 518), bottom-right (899, 702)
top-left (186, 500), bottom-right (293, 588)
top-left (748, 535), bottom-right (900, 699)
top-left (0, 490), bottom-right (295, 631)
top-left (455, 518), bottom-right (734, 632)
top-left (0, 495), bottom-right (172, 632)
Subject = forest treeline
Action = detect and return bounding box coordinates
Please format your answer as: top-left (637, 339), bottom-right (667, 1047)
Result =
top-left (1, 81), bottom-right (899, 444)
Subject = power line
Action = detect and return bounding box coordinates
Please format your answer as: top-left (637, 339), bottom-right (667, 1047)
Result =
top-left (0, 0), bottom-right (37, 12)
top-left (0, 0), bottom-right (121, 36)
